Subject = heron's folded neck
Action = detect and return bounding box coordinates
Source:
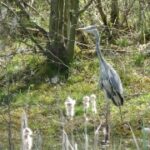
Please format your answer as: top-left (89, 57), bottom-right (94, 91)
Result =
top-left (95, 34), bottom-right (104, 62)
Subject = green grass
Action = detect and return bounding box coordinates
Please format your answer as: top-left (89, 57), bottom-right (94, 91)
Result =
top-left (0, 42), bottom-right (150, 149)
top-left (115, 37), bottom-right (130, 47)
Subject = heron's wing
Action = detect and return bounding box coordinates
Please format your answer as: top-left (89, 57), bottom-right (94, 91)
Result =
top-left (107, 65), bottom-right (123, 94)
top-left (101, 78), bottom-right (123, 106)
top-left (108, 67), bottom-right (124, 106)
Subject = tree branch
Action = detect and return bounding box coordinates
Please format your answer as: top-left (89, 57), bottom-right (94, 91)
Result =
top-left (125, 92), bottom-right (149, 100)
top-left (1, 1), bottom-right (46, 53)
top-left (121, 0), bottom-right (136, 26)
top-left (46, 0), bottom-right (51, 5)
top-left (20, 1), bottom-right (46, 21)
top-left (19, 23), bottom-right (46, 53)
top-left (94, 0), bottom-right (107, 25)
top-left (14, 0), bottom-right (49, 38)
top-left (78, 0), bottom-right (94, 16)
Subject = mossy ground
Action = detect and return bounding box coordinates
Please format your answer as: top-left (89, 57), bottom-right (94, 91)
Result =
top-left (0, 41), bottom-right (150, 149)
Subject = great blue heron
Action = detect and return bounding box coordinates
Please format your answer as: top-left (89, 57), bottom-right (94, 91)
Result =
top-left (77, 25), bottom-right (124, 143)
top-left (77, 25), bottom-right (124, 107)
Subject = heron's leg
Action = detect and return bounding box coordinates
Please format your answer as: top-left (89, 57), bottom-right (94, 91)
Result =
top-left (104, 97), bottom-right (111, 144)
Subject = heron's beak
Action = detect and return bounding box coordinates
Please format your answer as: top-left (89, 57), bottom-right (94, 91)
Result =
top-left (76, 25), bottom-right (98, 32)
top-left (76, 27), bottom-right (85, 31)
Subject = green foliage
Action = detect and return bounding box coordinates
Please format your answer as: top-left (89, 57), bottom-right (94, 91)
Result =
top-left (134, 53), bottom-right (145, 66)
top-left (75, 106), bottom-right (84, 116)
top-left (115, 38), bottom-right (129, 47)
top-left (138, 28), bottom-right (150, 43)
top-left (0, 0), bottom-right (150, 148)
top-left (1, 38), bottom-right (150, 148)
top-left (6, 53), bottom-right (45, 75)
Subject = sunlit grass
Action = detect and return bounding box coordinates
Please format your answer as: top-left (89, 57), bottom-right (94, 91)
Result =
top-left (0, 42), bottom-right (149, 149)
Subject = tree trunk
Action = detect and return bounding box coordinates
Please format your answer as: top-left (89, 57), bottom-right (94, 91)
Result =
top-left (48, 0), bottom-right (79, 77)
top-left (95, 0), bottom-right (112, 40)
top-left (64, 0), bottom-right (70, 45)
top-left (48, 0), bottom-right (68, 77)
top-left (66, 0), bottom-right (79, 60)
top-left (95, 0), bottom-right (107, 26)
top-left (111, 0), bottom-right (119, 27)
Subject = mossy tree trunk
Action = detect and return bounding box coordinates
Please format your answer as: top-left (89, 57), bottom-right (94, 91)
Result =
top-left (48, 0), bottom-right (79, 77)
top-left (66, 0), bottom-right (79, 60)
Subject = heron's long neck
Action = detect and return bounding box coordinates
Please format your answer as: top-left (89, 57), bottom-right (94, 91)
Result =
top-left (95, 33), bottom-right (104, 62)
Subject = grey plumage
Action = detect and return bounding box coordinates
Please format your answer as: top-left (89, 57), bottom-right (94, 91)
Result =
top-left (78, 25), bottom-right (124, 106)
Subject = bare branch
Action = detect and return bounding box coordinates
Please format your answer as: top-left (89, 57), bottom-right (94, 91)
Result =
top-left (94, 0), bottom-right (107, 26)
top-left (46, 0), bottom-right (51, 5)
top-left (1, 1), bottom-right (46, 53)
top-left (125, 92), bottom-right (149, 100)
top-left (18, 1), bottom-right (46, 21)
top-left (14, 0), bottom-right (49, 38)
top-left (78, 0), bottom-right (94, 15)
top-left (121, 0), bottom-right (136, 26)
top-left (0, 2), bottom-right (16, 16)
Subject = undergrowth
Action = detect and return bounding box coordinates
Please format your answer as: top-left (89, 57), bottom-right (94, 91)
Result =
top-left (0, 41), bottom-right (149, 149)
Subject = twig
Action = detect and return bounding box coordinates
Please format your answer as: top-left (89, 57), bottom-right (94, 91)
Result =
top-left (63, 130), bottom-right (74, 150)
top-left (119, 106), bottom-right (123, 123)
top-left (94, 0), bottom-right (107, 25)
top-left (128, 123), bottom-right (140, 150)
top-left (125, 92), bottom-right (149, 100)
top-left (121, 0), bottom-right (136, 25)
top-left (46, 0), bottom-right (51, 5)
top-left (14, 0), bottom-right (48, 37)
top-left (19, 1), bottom-right (46, 21)
top-left (8, 103), bottom-right (13, 150)
top-left (95, 122), bottom-right (102, 135)
top-left (5, 1), bottom-right (70, 69)
top-left (84, 111), bottom-right (89, 150)
top-left (78, 0), bottom-right (94, 15)
top-left (94, 122), bottom-right (102, 149)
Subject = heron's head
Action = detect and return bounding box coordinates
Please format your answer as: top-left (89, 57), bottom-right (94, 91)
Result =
top-left (77, 25), bottom-right (99, 36)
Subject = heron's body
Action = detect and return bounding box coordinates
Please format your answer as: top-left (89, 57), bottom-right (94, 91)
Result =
top-left (78, 25), bottom-right (124, 106)
top-left (78, 25), bottom-right (124, 144)
top-left (100, 59), bottom-right (124, 106)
